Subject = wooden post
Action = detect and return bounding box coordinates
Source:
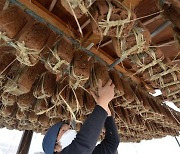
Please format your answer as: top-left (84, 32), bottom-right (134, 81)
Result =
top-left (16, 130), bottom-right (33, 154)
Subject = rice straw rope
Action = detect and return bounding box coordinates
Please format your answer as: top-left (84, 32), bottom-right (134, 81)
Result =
top-left (33, 72), bottom-right (53, 99)
top-left (117, 27), bottom-right (147, 61)
top-left (98, 0), bottom-right (132, 38)
top-left (0, 32), bottom-right (42, 66)
top-left (113, 108), bottom-right (131, 133)
top-left (46, 44), bottom-right (69, 74)
top-left (36, 83), bottom-right (82, 124)
top-left (69, 66), bottom-right (89, 89)
top-left (3, 66), bottom-right (26, 94)
top-left (66, 0), bottom-right (104, 46)
top-left (166, 106), bottom-right (180, 125)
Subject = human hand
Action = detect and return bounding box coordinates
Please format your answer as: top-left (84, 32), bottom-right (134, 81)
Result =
top-left (91, 79), bottom-right (115, 112)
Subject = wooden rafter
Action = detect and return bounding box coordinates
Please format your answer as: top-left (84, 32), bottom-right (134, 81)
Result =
top-left (17, 0), bottom-right (76, 37)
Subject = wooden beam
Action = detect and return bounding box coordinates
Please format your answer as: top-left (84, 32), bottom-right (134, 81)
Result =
top-left (90, 47), bottom-right (140, 84)
top-left (17, 0), bottom-right (76, 37)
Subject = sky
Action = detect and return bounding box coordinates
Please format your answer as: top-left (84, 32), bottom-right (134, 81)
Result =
top-left (0, 128), bottom-right (179, 154)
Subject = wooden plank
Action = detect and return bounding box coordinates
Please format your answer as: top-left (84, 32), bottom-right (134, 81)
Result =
top-left (17, 0), bottom-right (75, 37)
top-left (82, 32), bottom-right (102, 48)
top-left (135, 0), bottom-right (159, 18)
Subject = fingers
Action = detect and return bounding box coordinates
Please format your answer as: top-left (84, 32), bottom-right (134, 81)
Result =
top-left (106, 79), bottom-right (112, 86)
top-left (97, 79), bottom-right (102, 89)
top-left (98, 79), bottom-right (115, 89)
top-left (105, 79), bottom-right (115, 88)
top-left (90, 91), bottom-right (98, 102)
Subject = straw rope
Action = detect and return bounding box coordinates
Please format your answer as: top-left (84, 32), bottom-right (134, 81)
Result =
top-left (3, 0), bottom-right (10, 10)
top-left (115, 26), bottom-right (149, 59)
top-left (36, 79), bottom-right (82, 124)
top-left (46, 44), bottom-right (69, 74)
top-left (150, 66), bottom-right (179, 81)
top-left (114, 107), bottom-right (132, 133)
top-left (0, 32), bottom-right (42, 66)
top-left (163, 83), bottom-right (180, 95)
top-left (173, 98), bottom-right (180, 103)
top-left (159, 75), bottom-right (179, 88)
top-left (33, 72), bottom-right (55, 99)
top-left (3, 65), bottom-right (26, 94)
top-left (33, 72), bottom-right (47, 99)
top-left (98, 0), bottom-right (133, 38)
top-left (167, 89), bottom-right (180, 97)
top-left (65, 0), bottom-right (95, 36)
top-left (13, 41), bottom-right (42, 66)
top-left (130, 47), bottom-right (180, 103)
top-left (69, 65), bottom-right (89, 89)
top-left (131, 48), bottom-right (164, 74)
top-left (66, 0), bottom-right (94, 14)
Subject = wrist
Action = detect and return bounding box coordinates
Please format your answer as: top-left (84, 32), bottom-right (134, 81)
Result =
top-left (97, 104), bottom-right (109, 114)
top-left (96, 99), bottom-right (110, 107)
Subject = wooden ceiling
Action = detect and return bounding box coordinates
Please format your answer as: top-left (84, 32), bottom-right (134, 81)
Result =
top-left (0, 0), bottom-right (179, 141)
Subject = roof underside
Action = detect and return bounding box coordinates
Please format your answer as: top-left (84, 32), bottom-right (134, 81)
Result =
top-left (0, 0), bottom-right (179, 142)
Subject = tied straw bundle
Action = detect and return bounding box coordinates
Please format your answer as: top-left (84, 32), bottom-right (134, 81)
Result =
top-left (46, 42), bottom-right (69, 75)
top-left (33, 72), bottom-right (56, 99)
top-left (3, 65), bottom-right (26, 95)
top-left (112, 23), bottom-right (151, 59)
top-left (91, 0), bottom-right (135, 38)
top-left (1, 92), bottom-right (16, 106)
top-left (130, 48), bottom-right (165, 74)
top-left (69, 50), bottom-right (93, 89)
top-left (36, 76), bottom-right (82, 125)
top-left (0, 32), bottom-right (42, 66)
top-left (62, 0), bottom-right (96, 36)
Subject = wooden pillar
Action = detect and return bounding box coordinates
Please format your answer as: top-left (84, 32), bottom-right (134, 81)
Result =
top-left (16, 130), bottom-right (33, 154)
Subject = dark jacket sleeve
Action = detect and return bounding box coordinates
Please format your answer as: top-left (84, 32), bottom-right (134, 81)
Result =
top-left (92, 116), bottom-right (120, 154)
top-left (61, 105), bottom-right (108, 154)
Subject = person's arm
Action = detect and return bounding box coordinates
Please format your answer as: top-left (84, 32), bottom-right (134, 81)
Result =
top-left (61, 79), bottom-right (115, 154)
top-left (61, 105), bottom-right (107, 154)
top-left (92, 116), bottom-right (120, 154)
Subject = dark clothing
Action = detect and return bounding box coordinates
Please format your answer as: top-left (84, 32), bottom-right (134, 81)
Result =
top-left (61, 105), bottom-right (120, 154)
